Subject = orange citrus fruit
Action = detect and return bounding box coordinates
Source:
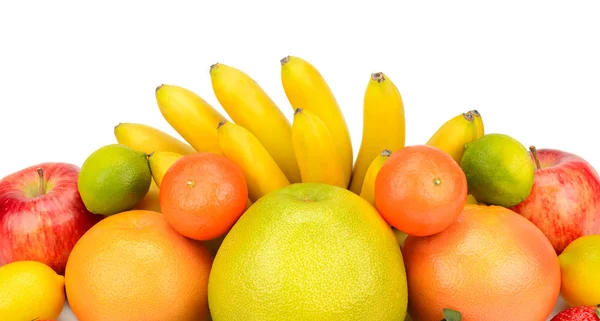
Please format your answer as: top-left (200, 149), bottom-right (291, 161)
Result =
top-left (402, 204), bottom-right (561, 321)
top-left (159, 152), bottom-right (248, 241)
top-left (64, 210), bottom-right (213, 321)
top-left (374, 145), bottom-right (467, 236)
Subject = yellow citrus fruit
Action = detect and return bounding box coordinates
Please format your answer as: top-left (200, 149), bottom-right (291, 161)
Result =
top-left (209, 183), bottom-right (408, 321)
top-left (558, 234), bottom-right (600, 307)
top-left (0, 260), bottom-right (65, 320)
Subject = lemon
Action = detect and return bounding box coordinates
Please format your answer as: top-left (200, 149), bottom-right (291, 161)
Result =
top-left (0, 261), bottom-right (65, 320)
top-left (78, 143), bottom-right (152, 216)
top-left (459, 133), bottom-right (535, 207)
top-left (558, 234), bottom-right (600, 307)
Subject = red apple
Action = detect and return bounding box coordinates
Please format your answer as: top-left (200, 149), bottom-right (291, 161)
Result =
top-left (511, 147), bottom-right (600, 254)
top-left (0, 162), bottom-right (103, 275)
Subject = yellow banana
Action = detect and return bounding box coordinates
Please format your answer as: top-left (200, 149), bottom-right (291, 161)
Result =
top-left (394, 229), bottom-right (409, 248)
top-left (280, 55), bottom-right (353, 186)
top-left (210, 63), bottom-right (301, 184)
top-left (426, 111), bottom-right (478, 163)
top-left (466, 194), bottom-right (479, 205)
top-left (359, 149), bottom-right (392, 207)
top-left (114, 122), bottom-right (195, 155)
top-left (217, 120), bottom-right (290, 202)
top-left (148, 151), bottom-right (183, 188)
top-left (357, 148), bottom-right (407, 247)
top-left (155, 84), bottom-right (227, 155)
top-left (291, 108), bottom-right (346, 188)
top-left (349, 72), bottom-right (406, 194)
top-left (469, 109), bottom-right (485, 138)
top-left (134, 181), bottom-right (162, 213)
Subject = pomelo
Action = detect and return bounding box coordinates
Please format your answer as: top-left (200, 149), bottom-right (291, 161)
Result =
top-left (208, 183), bottom-right (408, 321)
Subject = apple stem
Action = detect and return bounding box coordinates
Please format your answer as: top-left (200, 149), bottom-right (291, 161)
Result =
top-left (36, 167), bottom-right (45, 196)
top-left (529, 146), bottom-right (541, 170)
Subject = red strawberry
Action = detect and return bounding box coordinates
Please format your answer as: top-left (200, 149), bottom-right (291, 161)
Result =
top-left (551, 304), bottom-right (600, 321)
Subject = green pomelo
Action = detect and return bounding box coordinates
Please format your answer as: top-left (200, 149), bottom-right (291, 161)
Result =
top-left (208, 183), bottom-right (408, 321)
top-left (460, 133), bottom-right (535, 207)
top-left (78, 144), bottom-right (151, 216)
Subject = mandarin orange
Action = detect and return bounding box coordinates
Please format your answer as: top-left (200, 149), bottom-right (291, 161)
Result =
top-left (159, 152), bottom-right (248, 241)
top-left (374, 145), bottom-right (467, 236)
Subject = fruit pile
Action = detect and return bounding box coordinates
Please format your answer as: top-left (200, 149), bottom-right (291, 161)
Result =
top-left (1, 56), bottom-right (600, 321)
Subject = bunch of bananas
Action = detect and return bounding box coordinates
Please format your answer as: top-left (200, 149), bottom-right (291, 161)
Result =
top-left (114, 55), bottom-right (485, 206)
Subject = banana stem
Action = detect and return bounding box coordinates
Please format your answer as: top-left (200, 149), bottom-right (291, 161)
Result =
top-left (380, 149), bottom-right (392, 157)
top-left (280, 56), bottom-right (290, 65)
top-left (529, 146), bottom-right (541, 169)
top-left (371, 72), bottom-right (385, 83)
top-left (217, 120), bottom-right (227, 129)
top-left (294, 108), bottom-right (303, 115)
top-left (36, 167), bottom-right (45, 196)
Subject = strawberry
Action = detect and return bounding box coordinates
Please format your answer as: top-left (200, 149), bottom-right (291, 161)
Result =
top-left (551, 304), bottom-right (600, 321)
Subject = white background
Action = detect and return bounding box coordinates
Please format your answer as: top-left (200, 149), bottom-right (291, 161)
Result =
top-left (1, 1), bottom-right (600, 178)
top-left (1, 1), bottom-right (598, 320)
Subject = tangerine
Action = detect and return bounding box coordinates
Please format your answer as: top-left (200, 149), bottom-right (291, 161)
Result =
top-left (374, 145), bottom-right (467, 236)
top-left (402, 204), bottom-right (561, 321)
top-left (160, 152), bottom-right (248, 241)
top-left (64, 210), bottom-right (213, 321)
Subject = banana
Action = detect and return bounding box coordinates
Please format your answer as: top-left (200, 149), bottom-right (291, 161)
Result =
top-left (216, 120), bottom-right (290, 202)
top-left (466, 194), bottom-right (479, 205)
top-left (280, 55), bottom-right (353, 186)
top-left (210, 63), bottom-right (301, 184)
top-left (349, 72), bottom-right (406, 194)
top-left (358, 148), bottom-right (408, 247)
top-left (359, 149), bottom-right (392, 207)
top-left (114, 122), bottom-right (195, 155)
top-left (426, 111), bottom-right (478, 163)
top-left (134, 181), bottom-right (162, 213)
top-left (155, 84), bottom-right (227, 155)
top-left (291, 108), bottom-right (346, 188)
top-left (469, 109), bottom-right (485, 139)
top-left (148, 151), bottom-right (183, 188)
top-left (394, 229), bottom-right (409, 248)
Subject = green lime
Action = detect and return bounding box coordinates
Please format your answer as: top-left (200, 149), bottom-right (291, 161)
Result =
top-left (78, 144), bottom-right (152, 215)
top-left (459, 133), bottom-right (535, 207)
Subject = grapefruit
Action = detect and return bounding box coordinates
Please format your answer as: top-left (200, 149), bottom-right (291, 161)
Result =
top-left (64, 210), bottom-right (213, 321)
top-left (208, 183), bottom-right (408, 321)
top-left (402, 204), bottom-right (561, 321)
